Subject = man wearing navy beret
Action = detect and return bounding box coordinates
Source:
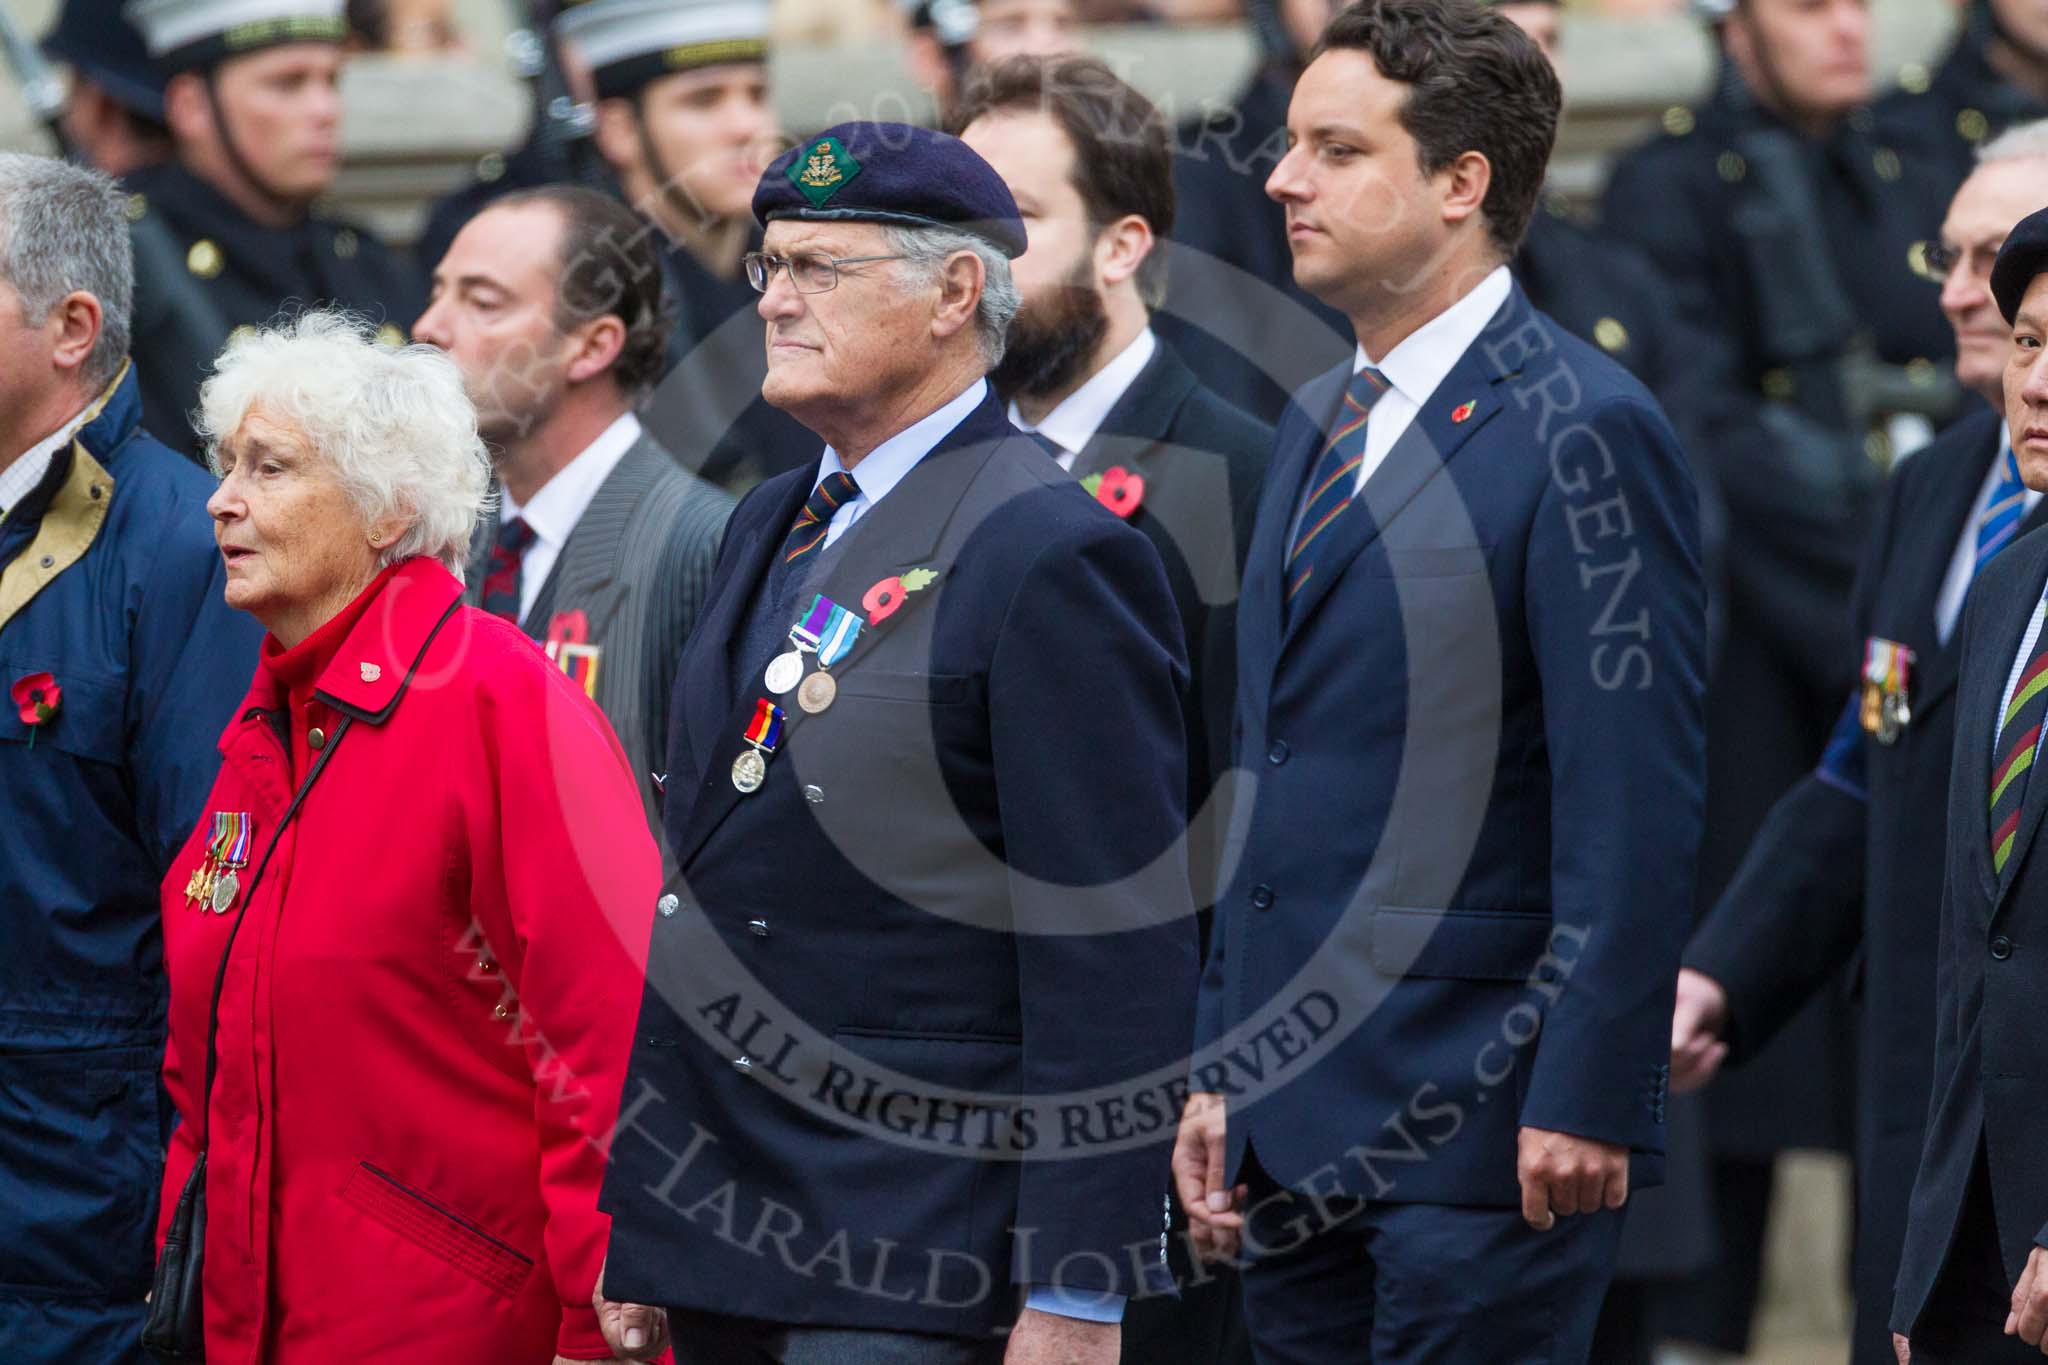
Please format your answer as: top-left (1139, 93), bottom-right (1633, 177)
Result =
top-left (1893, 205), bottom-right (2048, 1363)
top-left (596, 121), bottom-right (1198, 1365)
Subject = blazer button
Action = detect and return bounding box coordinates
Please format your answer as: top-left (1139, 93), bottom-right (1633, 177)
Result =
top-left (1250, 884), bottom-right (1275, 911)
top-left (1267, 741), bottom-right (1290, 766)
top-left (657, 893), bottom-right (680, 918)
top-left (732, 1055), bottom-right (754, 1076)
top-left (308, 727), bottom-right (327, 750)
top-left (804, 784), bottom-right (826, 804)
top-left (748, 919), bottom-right (771, 937)
top-left (1992, 935), bottom-right (2015, 960)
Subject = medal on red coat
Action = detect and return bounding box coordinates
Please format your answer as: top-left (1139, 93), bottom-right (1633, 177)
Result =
top-left (209, 812), bottom-right (251, 914)
top-left (732, 698), bottom-right (786, 793)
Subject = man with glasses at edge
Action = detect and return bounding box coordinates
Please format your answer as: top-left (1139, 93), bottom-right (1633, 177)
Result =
top-left (1672, 120), bottom-right (2048, 1365)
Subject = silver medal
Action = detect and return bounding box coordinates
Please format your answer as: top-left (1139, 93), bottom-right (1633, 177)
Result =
top-left (765, 650), bottom-right (804, 694)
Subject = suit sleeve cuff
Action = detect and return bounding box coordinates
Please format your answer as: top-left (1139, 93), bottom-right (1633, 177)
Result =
top-left (1026, 1284), bottom-right (1127, 1323)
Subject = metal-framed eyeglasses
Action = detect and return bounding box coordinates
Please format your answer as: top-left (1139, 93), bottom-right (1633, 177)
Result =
top-left (743, 250), bottom-right (910, 294)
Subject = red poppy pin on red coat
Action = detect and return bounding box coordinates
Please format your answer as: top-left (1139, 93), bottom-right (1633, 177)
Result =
top-left (11, 672), bottom-right (59, 749)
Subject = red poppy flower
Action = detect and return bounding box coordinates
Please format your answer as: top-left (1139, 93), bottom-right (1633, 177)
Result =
top-left (545, 608), bottom-right (590, 647)
top-left (1091, 466), bottom-right (1145, 519)
top-left (863, 575), bottom-right (905, 623)
top-left (11, 672), bottom-right (60, 730)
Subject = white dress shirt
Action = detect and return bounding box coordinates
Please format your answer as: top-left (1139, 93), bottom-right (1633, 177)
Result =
top-left (1005, 327), bottom-right (1158, 471)
top-left (809, 378), bottom-right (988, 549)
top-left (1936, 425), bottom-right (2039, 643)
top-left (497, 411), bottom-right (642, 624)
top-left (0, 406), bottom-right (95, 525)
top-left (1341, 264), bottom-right (1514, 497)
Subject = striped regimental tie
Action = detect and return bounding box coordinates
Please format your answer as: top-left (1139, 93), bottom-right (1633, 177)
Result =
top-left (1286, 367), bottom-right (1391, 617)
top-left (479, 517), bottom-right (536, 624)
top-left (784, 471), bottom-right (861, 565)
top-left (1977, 446), bottom-right (2028, 574)
top-left (1990, 597), bottom-right (2048, 875)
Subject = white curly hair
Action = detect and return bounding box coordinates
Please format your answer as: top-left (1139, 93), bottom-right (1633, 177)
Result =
top-left (195, 309), bottom-right (491, 579)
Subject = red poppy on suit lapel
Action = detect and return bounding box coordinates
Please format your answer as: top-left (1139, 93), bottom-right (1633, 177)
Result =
top-left (1082, 466), bottom-right (1145, 519)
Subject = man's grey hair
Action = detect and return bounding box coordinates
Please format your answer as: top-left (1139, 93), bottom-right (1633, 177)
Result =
top-left (1978, 119), bottom-right (2048, 166)
top-left (0, 153), bottom-right (134, 393)
top-left (880, 224), bottom-right (1021, 368)
top-left (196, 310), bottom-right (491, 579)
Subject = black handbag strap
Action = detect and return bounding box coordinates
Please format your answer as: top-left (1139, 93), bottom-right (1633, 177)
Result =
top-left (194, 713), bottom-right (354, 1143)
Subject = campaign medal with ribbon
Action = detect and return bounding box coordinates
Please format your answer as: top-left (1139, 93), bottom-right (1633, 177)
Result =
top-left (793, 594), bottom-right (864, 714)
top-left (1859, 637), bottom-right (1916, 746)
top-left (209, 812), bottom-right (252, 913)
top-left (732, 698), bottom-right (786, 793)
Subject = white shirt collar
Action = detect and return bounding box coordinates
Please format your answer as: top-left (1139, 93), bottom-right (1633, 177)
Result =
top-left (0, 404), bottom-right (95, 523)
top-left (815, 377), bottom-right (989, 508)
top-left (1007, 328), bottom-right (1158, 469)
top-left (1354, 265), bottom-right (1514, 406)
top-left (498, 411), bottom-right (641, 549)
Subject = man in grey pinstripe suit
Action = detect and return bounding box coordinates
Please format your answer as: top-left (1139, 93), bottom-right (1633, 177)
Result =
top-left (416, 184), bottom-right (736, 840)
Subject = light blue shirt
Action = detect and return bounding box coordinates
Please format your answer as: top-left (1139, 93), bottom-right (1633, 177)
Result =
top-left (810, 378), bottom-right (988, 549)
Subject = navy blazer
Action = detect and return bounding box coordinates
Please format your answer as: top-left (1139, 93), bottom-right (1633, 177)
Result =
top-left (1691, 403), bottom-right (2048, 1363)
top-left (602, 390), bottom-right (1199, 1336)
top-left (1196, 281), bottom-right (1708, 1205)
top-left (1895, 520), bottom-right (2048, 1337)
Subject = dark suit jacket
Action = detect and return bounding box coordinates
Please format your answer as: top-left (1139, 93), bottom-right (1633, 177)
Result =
top-left (1069, 340), bottom-right (1271, 908)
top-left (1895, 519), bottom-right (2048, 1336)
top-left (1691, 403), bottom-right (2048, 1362)
top-left (601, 390), bottom-right (1198, 1335)
top-left (1197, 281), bottom-right (1707, 1203)
top-left (467, 433), bottom-right (734, 830)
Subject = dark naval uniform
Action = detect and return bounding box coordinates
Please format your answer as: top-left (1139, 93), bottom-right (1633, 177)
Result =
top-left (1690, 401), bottom-right (2048, 1365)
top-left (1602, 57), bottom-right (1959, 1353)
top-left (1877, 0), bottom-right (2048, 201)
top-left (123, 160), bottom-right (420, 457)
top-left (0, 365), bottom-right (262, 1364)
top-left (640, 239), bottom-right (820, 493)
top-left (1162, 69), bottom-right (1350, 427)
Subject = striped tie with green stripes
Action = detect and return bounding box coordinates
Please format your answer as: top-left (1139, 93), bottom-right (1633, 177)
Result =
top-left (1990, 599), bottom-right (2048, 875)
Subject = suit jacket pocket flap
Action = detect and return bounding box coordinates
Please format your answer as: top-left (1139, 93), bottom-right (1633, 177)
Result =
top-left (1369, 906), bottom-right (1554, 981)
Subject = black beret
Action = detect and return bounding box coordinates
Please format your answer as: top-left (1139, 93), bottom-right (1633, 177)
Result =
top-left (752, 121), bottom-right (1027, 260)
top-left (1993, 206), bottom-right (2048, 325)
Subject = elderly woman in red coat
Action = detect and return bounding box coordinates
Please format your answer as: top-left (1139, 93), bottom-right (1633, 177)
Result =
top-left (156, 310), bottom-right (667, 1363)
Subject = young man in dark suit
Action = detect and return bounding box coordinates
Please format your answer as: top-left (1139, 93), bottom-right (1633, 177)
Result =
top-left (415, 185), bottom-right (735, 836)
top-left (1892, 204), bottom-right (2048, 1364)
top-left (1671, 126), bottom-right (2048, 1365)
top-left (595, 121), bottom-right (1196, 1365)
top-left (1171, 4), bottom-right (1707, 1360)
top-left (954, 54), bottom-right (1269, 1365)
top-left (953, 54), bottom-right (1271, 931)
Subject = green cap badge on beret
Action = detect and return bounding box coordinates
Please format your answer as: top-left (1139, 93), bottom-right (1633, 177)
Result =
top-left (790, 136), bottom-right (862, 208)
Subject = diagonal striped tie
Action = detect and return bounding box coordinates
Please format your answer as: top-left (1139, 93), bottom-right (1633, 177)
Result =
top-left (1287, 367), bottom-right (1390, 614)
top-left (480, 517), bottom-right (536, 624)
top-left (1977, 447), bottom-right (2028, 575)
top-left (784, 471), bottom-right (861, 565)
top-left (1990, 598), bottom-right (2048, 875)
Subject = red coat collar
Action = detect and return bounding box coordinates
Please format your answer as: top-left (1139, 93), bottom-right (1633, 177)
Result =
top-left (224, 558), bottom-right (465, 747)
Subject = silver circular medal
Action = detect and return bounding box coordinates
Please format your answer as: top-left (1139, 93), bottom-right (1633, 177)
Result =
top-left (210, 870), bottom-right (239, 914)
top-left (797, 670), bottom-right (838, 715)
top-left (764, 650), bottom-right (804, 695)
top-left (731, 748), bottom-right (767, 793)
